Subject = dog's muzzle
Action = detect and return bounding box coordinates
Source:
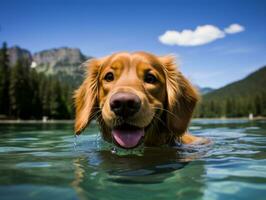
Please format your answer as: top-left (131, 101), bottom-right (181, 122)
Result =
top-left (109, 92), bottom-right (144, 148)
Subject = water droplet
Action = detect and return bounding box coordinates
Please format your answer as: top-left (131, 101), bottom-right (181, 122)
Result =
top-left (74, 135), bottom-right (79, 151)
top-left (111, 147), bottom-right (117, 154)
top-left (96, 133), bottom-right (101, 148)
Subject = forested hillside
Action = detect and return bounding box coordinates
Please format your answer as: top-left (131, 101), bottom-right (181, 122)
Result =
top-left (195, 66), bottom-right (266, 118)
top-left (0, 43), bottom-right (84, 119)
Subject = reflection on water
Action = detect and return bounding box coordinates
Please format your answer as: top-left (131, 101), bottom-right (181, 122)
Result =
top-left (0, 120), bottom-right (266, 200)
top-left (87, 149), bottom-right (189, 183)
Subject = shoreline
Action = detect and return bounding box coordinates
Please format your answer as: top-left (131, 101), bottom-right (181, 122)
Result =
top-left (0, 117), bottom-right (265, 124)
top-left (0, 119), bottom-right (74, 124)
top-left (193, 116), bottom-right (266, 120)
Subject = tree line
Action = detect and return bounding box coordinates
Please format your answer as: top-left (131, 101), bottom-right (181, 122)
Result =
top-left (0, 42), bottom-right (74, 120)
top-left (194, 93), bottom-right (266, 118)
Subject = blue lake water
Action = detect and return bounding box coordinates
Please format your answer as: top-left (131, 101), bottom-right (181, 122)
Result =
top-left (0, 119), bottom-right (266, 200)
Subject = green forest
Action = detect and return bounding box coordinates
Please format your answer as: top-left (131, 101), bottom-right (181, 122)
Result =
top-left (0, 42), bottom-right (265, 120)
top-left (0, 43), bottom-right (75, 120)
top-left (194, 66), bottom-right (266, 118)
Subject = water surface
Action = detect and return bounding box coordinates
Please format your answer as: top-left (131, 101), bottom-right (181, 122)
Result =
top-left (0, 119), bottom-right (266, 200)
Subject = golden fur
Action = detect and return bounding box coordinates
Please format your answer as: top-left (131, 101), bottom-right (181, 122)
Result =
top-left (74, 51), bottom-right (204, 146)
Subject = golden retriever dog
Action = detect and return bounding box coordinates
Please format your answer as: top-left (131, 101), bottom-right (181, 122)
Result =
top-left (74, 51), bottom-right (206, 149)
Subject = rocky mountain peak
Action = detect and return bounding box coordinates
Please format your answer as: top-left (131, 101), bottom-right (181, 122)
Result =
top-left (33, 47), bottom-right (87, 67)
top-left (7, 46), bottom-right (32, 66)
top-left (6, 46), bottom-right (92, 80)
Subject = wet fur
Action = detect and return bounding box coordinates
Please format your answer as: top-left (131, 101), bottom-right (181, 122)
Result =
top-left (74, 52), bottom-right (200, 146)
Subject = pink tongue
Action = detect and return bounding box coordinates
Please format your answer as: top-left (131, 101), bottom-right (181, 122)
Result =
top-left (112, 128), bottom-right (144, 148)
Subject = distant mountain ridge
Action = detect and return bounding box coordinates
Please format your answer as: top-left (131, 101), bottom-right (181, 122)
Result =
top-left (196, 86), bottom-right (214, 94)
top-left (32, 47), bottom-right (91, 75)
top-left (7, 46), bottom-right (93, 87)
top-left (7, 46), bottom-right (92, 75)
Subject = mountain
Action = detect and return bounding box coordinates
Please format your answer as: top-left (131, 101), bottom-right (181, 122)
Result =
top-left (32, 47), bottom-right (90, 75)
top-left (204, 66), bottom-right (266, 100)
top-left (197, 86), bottom-right (214, 94)
top-left (195, 66), bottom-right (266, 117)
top-left (7, 46), bottom-right (32, 66)
top-left (33, 47), bottom-right (92, 87)
top-left (7, 46), bottom-right (92, 73)
top-left (7, 46), bottom-right (93, 87)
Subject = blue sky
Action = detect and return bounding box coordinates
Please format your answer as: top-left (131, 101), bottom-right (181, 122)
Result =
top-left (0, 0), bottom-right (266, 88)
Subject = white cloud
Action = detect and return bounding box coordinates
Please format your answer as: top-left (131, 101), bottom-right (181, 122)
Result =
top-left (159, 24), bottom-right (245, 46)
top-left (224, 24), bottom-right (245, 34)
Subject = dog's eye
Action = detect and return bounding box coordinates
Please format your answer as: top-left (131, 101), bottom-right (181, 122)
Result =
top-left (144, 73), bottom-right (157, 84)
top-left (104, 72), bottom-right (114, 82)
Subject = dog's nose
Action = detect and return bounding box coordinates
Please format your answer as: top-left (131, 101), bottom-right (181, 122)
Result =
top-left (110, 92), bottom-right (141, 117)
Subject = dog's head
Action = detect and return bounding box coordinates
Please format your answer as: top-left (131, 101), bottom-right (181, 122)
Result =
top-left (74, 52), bottom-right (199, 149)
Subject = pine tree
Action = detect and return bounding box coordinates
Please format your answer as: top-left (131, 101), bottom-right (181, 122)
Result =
top-left (0, 42), bottom-right (10, 116)
top-left (49, 78), bottom-right (69, 119)
top-left (9, 58), bottom-right (32, 119)
top-left (29, 69), bottom-right (42, 118)
top-left (254, 95), bottom-right (262, 116)
top-left (40, 75), bottom-right (51, 117)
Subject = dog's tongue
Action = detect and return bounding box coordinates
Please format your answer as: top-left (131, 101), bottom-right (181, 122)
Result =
top-left (112, 127), bottom-right (144, 149)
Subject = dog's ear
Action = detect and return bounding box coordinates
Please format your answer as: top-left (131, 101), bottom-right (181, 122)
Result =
top-left (159, 55), bottom-right (199, 137)
top-left (74, 59), bottom-right (102, 135)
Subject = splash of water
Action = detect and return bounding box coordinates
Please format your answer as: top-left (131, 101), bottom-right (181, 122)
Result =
top-left (74, 135), bottom-right (79, 151)
top-left (111, 147), bottom-right (117, 154)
